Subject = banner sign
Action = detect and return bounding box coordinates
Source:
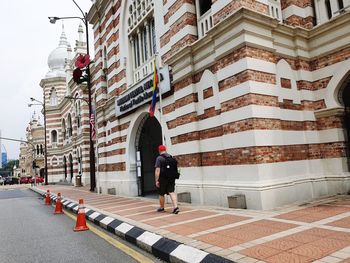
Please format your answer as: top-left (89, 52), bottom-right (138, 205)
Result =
top-left (115, 65), bottom-right (170, 116)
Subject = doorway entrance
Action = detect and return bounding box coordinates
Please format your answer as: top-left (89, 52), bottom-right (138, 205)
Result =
top-left (137, 116), bottom-right (162, 196)
top-left (69, 154), bottom-right (73, 182)
top-left (63, 156), bottom-right (67, 181)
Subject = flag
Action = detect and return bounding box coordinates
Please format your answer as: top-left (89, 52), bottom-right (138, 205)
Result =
top-left (90, 113), bottom-right (96, 141)
top-left (149, 61), bottom-right (159, 117)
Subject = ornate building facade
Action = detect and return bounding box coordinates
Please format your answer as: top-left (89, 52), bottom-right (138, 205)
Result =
top-left (84, 0), bottom-right (350, 210)
top-left (19, 114), bottom-right (45, 178)
top-left (40, 26), bottom-right (92, 185)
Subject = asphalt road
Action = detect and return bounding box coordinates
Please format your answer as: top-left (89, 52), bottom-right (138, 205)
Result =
top-left (0, 187), bottom-right (159, 263)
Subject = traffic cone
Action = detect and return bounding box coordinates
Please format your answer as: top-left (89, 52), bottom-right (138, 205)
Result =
top-left (54, 193), bottom-right (64, 214)
top-left (45, 190), bottom-right (51, 205)
top-left (74, 199), bottom-right (89, 232)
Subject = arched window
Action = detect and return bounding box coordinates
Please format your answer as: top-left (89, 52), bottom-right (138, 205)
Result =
top-left (338, 0), bottom-right (344, 10)
top-left (40, 145), bottom-right (44, 155)
top-left (325, 0), bottom-right (332, 19)
top-left (77, 147), bottom-right (83, 174)
top-left (62, 119), bottom-right (66, 139)
top-left (51, 130), bottom-right (57, 143)
top-left (50, 88), bottom-right (58, 106)
top-left (67, 114), bottom-right (72, 137)
top-left (36, 145), bottom-right (40, 155)
top-left (75, 100), bottom-right (81, 129)
top-left (103, 46), bottom-right (108, 70)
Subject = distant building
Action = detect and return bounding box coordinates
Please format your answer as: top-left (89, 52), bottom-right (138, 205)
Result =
top-left (18, 113), bottom-right (45, 177)
top-left (2, 152), bottom-right (7, 167)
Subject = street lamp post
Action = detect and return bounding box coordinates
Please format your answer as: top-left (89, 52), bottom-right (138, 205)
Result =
top-left (29, 97), bottom-right (48, 185)
top-left (0, 137), bottom-right (38, 186)
top-left (49, 0), bottom-right (96, 192)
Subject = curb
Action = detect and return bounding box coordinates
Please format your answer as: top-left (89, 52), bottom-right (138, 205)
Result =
top-left (31, 187), bottom-right (234, 263)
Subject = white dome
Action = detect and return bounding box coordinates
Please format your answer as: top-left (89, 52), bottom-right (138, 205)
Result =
top-left (46, 28), bottom-right (70, 78)
top-left (48, 46), bottom-right (68, 71)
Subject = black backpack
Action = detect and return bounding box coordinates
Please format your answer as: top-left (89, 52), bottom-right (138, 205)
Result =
top-left (160, 154), bottom-right (180, 179)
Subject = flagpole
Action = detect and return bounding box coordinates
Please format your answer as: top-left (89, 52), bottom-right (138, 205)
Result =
top-left (156, 55), bottom-right (166, 146)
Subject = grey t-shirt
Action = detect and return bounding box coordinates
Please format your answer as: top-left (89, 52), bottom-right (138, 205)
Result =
top-left (155, 153), bottom-right (171, 168)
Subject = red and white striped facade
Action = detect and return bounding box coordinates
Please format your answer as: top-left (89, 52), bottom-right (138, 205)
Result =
top-left (40, 27), bottom-right (93, 186)
top-left (84, 0), bottom-right (350, 209)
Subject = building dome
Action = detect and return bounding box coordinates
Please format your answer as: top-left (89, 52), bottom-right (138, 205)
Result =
top-left (46, 27), bottom-right (70, 78)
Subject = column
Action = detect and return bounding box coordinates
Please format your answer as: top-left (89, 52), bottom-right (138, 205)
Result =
top-left (149, 20), bottom-right (154, 57)
top-left (144, 20), bottom-right (150, 61)
top-left (130, 37), bottom-right (135, 70)
top-left (137, 28), bottom-right (143, 65)
top-left (330, 0), bottom-right (340, 16)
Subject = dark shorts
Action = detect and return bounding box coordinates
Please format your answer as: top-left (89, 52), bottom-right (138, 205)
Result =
top-left (158, 177), bottom-right (175, 196)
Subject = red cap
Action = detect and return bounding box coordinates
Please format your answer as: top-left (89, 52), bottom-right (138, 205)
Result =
top-left (158, 145), bottom-right (166, 152)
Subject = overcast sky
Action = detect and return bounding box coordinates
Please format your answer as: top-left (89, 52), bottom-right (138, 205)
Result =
top-left (0, 0), bottom-right (93, 159)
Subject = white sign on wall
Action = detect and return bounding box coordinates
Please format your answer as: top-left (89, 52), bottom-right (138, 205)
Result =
top-left (115, 65), bottom-right (171, 116)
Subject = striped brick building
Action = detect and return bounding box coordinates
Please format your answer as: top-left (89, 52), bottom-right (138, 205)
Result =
top-left (40, 26), bottom-right (92, 185)
top-left (84, 0), bottom-right (350, 210)
top-left (19, 114), bottom-right (45, 178)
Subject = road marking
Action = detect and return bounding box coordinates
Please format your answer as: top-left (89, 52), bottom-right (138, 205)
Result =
top-left (64, 210), bottom-right (154, 263)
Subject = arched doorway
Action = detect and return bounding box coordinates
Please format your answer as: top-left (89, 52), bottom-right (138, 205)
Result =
top-left (137, 116), bottom-right (162, 196)
top-left (63, 156), bottom-right (67, 181)
top-left (69, 154), bottom-right (73, 182)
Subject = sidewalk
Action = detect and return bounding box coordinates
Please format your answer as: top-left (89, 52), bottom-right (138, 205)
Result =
top-left (36, 185), bottom-right (350, 263)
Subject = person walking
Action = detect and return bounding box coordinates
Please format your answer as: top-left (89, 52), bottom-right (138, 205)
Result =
top-left (154, 145), bottom-right (179, 214)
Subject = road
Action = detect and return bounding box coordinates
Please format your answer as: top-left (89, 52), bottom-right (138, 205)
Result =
top-left (0, 187), bottom-right (160, 263)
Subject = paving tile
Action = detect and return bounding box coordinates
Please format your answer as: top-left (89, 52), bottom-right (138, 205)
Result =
top-left (301, 228), bottom-right (339, 237)
top-left (310, 238), bottom-right (350, 251)
top-left (117, 206), bottom-right (157, 216)
top-left (264, 252), bottom-right (313, 263)
top-left (284, 232), bottom-right (320, 243)
top-left (251, 219), bottom-right (297, 230)
top-left (262, 239), bottom-right (303, 251)
top-left (328, 217), bottom-right (350, 229)
top-left (144, 210), bottom-right (216, 227)
top-left (329, 232), bottom-right (350, 242)
top-left (165, 214), bottom-right (249, 235)
top-left (275, 206), bottom-right (349, 223)
top-left (128, 210), bottom-right (175, 221)
top-left (196, 233), bottom-right (243, 249)
top-left (241, 245), bottom-right (282, 260)
top-left (291, 244), bottom-right (336, 260)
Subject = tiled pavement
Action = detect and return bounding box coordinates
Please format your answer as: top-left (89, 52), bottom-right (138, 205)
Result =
top-left (37, 185), bottom-right (350, 263)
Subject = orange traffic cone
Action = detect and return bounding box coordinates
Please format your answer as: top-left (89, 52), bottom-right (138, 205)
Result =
top-left (54, 193), bottom-right (64, 214)
top-left (74, 199), bottom-right (89, 232)
top-left (45, 190), bottom-right (51, 205)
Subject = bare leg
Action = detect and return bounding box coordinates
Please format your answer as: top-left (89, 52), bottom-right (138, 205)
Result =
top-left (159, 195), bottom-right (165, 208)
top-left (169, 192), bottom-right (178, 208)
